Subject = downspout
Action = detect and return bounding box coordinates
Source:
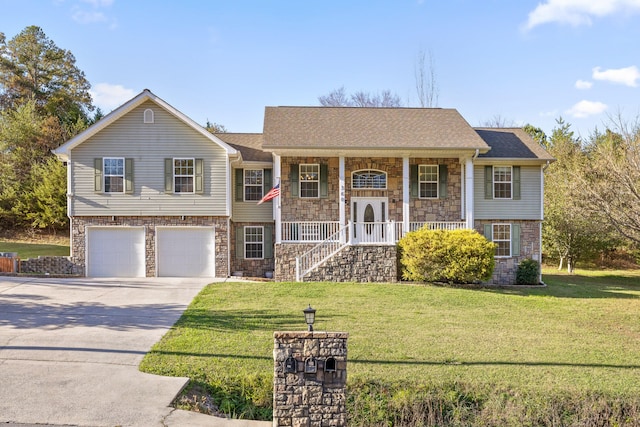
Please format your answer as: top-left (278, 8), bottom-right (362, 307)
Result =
top-left (465, 149), bottom-right (479, 230)
top-left (539, 160), bottom-right (551, 283)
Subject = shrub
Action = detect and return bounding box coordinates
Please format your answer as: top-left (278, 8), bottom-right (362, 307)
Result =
top-left (398, 228), bottom-right (495, 283)
top-left (516, 258), bottom-right (540, 285)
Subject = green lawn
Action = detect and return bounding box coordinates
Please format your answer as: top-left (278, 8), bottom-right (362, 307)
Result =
top-left (140, 268), bottom-right (640, 423)
top-left (0, 240), bottom-right (70, 259)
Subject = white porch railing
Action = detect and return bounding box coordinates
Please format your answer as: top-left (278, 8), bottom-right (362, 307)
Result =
top-left (282, 221), bottom-right (341, 242)
top-left (284, 220), bottom-right (468, 245)
top-left (296, 223), bottom-right (351, 282)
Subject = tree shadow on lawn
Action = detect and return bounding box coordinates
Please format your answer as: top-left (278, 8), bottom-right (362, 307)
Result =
top-left (175, 309), bottom-right (302, 332)
top-left (479, 273), bottom-right (640, 299)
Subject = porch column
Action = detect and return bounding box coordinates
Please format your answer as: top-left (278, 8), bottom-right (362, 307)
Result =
top-left (403, 157), bottom-right (410, 232)
top-left (465, 156), bottom-right (474, 229)
top-left (339, 156), bottom-right (345, 226)
top-left (274, 154), bottom-right (282, 244)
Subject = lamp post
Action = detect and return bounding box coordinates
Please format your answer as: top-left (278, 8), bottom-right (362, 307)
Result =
top-left (303, 304), bottom-right (316, 332)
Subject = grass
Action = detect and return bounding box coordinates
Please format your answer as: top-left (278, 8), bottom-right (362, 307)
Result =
top-left (0, 240), bottom-right (70, 258)
top-left (140, 267), bottom-right (640, 424)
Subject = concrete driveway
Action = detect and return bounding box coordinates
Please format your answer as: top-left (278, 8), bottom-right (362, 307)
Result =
top-left (0, 276), bottom-right (219, 426)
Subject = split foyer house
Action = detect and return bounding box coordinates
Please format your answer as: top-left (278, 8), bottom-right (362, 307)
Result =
top-left (53, 89), bottom-right (554, 284)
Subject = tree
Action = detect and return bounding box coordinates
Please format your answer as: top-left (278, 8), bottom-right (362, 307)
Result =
top-left (576, 117), bottom-right (640, 245)
top-left (0, 26), bottom-right (93, 125)
top-left (523, 123), bottom-right (548, 147)
top-left (481, 115), bottom-right (517, 128)
top-left (542, 118), bottom-right (617, 272)
top-left (0, 100), bottom-right (70, 230)
top-left (205, 120), bottom-right (227, 133)
top-left (318, 87), bottom-right (402, 107)
top-left (20, 157), bottom-right (68, 231)
top-left (414, 48), bottom-right (439, 107)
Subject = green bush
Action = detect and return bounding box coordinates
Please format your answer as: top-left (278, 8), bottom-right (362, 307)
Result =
top-left (516, 258), bottom-right (540, 285)
top-left (398, 228), bottom-right (495, 283)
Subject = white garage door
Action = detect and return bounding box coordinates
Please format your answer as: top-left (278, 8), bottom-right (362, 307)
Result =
top-left (156, 227), bottom-right (215, 277)
top-left (87, 227), bottom-right (145, 277)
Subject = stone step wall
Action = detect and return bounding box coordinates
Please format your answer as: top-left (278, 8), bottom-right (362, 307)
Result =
top-left (305, 245), bottom-right (397, 282)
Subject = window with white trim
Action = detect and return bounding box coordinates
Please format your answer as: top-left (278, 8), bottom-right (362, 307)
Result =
top-left (244, 226), bottom-right (264, 259)
top-left (104, 158), bottom-right (124, 193)
top-left (493, 166), bottom-right (512, 199)
top-left (493, 224), bottom-right (511, 257)
top-left (300, 164), bottom-right (319, 198)
top-left (174, 158), bottom-right (194, 193)
top-left (244, 169), bottom-right (263, 201)
top-left (418, 165), bottom-right (438, 198)
top-left (143, 108), bottom-right (154, 123)
top-left (352, 170), bottom-right (387, 189)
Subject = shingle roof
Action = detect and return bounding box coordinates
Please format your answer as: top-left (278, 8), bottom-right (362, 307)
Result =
top-left (213, 133), bottom-right (271, 162)
top-left (263, 106), bottom-right (490, 150)
top-left (475, 128), bottom-right (555, 161)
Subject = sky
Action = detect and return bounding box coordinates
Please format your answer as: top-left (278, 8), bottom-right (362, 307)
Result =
top-left (2, 0), bottom-right (640, 139)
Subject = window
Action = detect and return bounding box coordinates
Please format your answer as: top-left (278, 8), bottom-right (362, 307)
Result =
top-left (493, 166), bottom-right (512, 199)
top-left (244, 169), bottom-right (263, 201)
top-left (352, 170), bottom-right (387, 189)
top-left (300, 164), bottom-right (319, 198)
top-left (419, 165), bottom-right (438, 198)
top-left (244, 226), bottom-right (264, 259)
top-left (493, 224), bottom-right (511, 257)
top-left (143, 108), bottom-right (154, 123)
top-left (104, 158), bottom-right (124, 193)
top-left (173, 158), bottom-right (194, 193)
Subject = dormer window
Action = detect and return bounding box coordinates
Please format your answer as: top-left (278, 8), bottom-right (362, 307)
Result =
top-left (143, 108), bottom-right (154, 124)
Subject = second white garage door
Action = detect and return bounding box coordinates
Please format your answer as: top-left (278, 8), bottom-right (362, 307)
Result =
top-left (156, 227), bottom-right (215, 277)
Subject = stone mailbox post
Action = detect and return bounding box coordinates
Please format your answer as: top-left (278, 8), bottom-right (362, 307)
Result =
top-left (273, 331), bottom-right (348, 427)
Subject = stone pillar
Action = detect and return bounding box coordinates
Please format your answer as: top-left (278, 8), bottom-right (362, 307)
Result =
top-left (273, 331), bottom-right (348, 427)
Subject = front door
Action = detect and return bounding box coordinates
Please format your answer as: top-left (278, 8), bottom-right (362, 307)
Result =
top-left (352, 197), bottom-right (387, 243)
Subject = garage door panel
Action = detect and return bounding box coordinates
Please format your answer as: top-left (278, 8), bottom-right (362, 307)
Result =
top-left (87, 228), bottom-right (145, 277)
top-left (156, 228), bottom-right (215, 277)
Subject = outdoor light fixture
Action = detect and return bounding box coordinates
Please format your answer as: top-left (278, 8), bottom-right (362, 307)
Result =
top-left (303, 304), bottom-right (316, 332)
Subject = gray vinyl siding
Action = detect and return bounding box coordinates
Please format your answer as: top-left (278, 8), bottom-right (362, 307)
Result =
top-left (231, 169), bottom-right (275, 222)
top-left (69, 101), bottom-right (228, 216)
top-left (474, 165), bottom-right (542, 220)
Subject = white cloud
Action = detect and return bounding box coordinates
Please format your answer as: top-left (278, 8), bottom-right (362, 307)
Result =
top-left (565, 100), bottom-right (608, 118)
top-left (72, 9), bottom-right (107, 24)
top-left (592, 65), bottom-right (640, 87)
top-left (524, 0), bottom-right (640, 30)
top-left (71, 0), bottom-right (116, 27)
top-left (81, 0), bottom-right (114, 6)
top-left (90, 83), bottom-right (136, 111)
top-left (575, 79), bottom-right (593, 89)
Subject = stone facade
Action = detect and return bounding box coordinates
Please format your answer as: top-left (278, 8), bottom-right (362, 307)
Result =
top-left (275, 243), bottom-right (397, 283)
top-left (275, 243), bottom-right (316, 282)
top-left (305, 245), bottom-right (397, 283)
top-left (409, 158), bottom-right (462, 222)
top-left (273, 331), bottom-right (348, 427)
top-left (230, 221), bottom-right (275, 278)
top-left (19, 256), bottom-right (81, 275)
top-left (281, 157), bottom-right (340, 222)
top-left (71, 216), bottom-right (229, 277)
top-left (475, 220), bottom-right (541, 285)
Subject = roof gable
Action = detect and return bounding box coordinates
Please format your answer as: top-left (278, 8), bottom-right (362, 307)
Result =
top-left (475, 128), bottom-right (554, 162)
top-left (53, 89), bottom-right (237, 161)
top-left (262, 106), bottom-right (490, 151)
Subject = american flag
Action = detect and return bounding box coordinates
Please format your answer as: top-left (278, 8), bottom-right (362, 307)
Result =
top-left (257, 182), bottom-right (280, 205)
